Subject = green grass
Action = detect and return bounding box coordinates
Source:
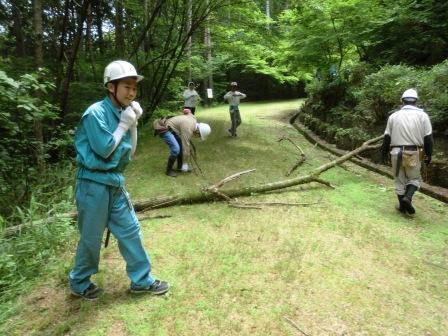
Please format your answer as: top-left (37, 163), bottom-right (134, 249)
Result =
top-left (3, 99), bottom-right (448, 335)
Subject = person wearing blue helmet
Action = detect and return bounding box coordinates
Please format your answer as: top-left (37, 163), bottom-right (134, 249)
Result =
top-left (69, 60), bottom-right (170, 300)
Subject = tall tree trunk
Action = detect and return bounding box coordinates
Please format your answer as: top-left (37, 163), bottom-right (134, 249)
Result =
top-left (265, 0), bottom-right (271, 32)
top-left (86, 1), bottom-right (97, 79)
top-left (115, 0), bottom-right (124, 57)
top-left (203, 0), bottom-right (213, 105)
top-left (187, 0), bottom-right (192, 82)
top-left (204, 24), bottom-right (213, 105)
top-left (33, 0), bottom-right (45, 173)
top-left (11, 4), bottom-right (26, 57)
top-left (59, 0), bottom-right (91, 120)
top-left (95, 0), bottom-right (104, 54)
top-left (331, 17), bottom-right (344, 71)
top-left (54, 0), bottom-right (71, 107)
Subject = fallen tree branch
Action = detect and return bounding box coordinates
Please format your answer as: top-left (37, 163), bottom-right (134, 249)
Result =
top-left (134, 135), bottom-right (382, 211)
top-left (278, 137), bottom-right (307, 176)
top-left (283, 316), bottom-right (310, 336)
top-left (228, 203), bottom-right (263, 209)
top-left (207, 169), bottom-right (256, 190)
top-left (3, 136), bottom-right (382, 237)
top-left (232, 200), bottom-right (321, 207)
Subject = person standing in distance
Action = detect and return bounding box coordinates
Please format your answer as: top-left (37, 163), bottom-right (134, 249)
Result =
top-left (381, 88), bottom-right (433, 215)
top-left (69, 60), bottom-right (170, 300)
top-left (224, 82), bottom-right (246, 137)
top-left (183, 81), bottom-right (202, 115)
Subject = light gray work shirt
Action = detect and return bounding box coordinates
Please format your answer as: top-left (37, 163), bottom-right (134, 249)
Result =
top-left (384, 105), bottom-right (432, 147)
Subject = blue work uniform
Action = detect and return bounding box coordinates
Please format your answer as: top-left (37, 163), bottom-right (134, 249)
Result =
top-left (69, 96), bottom-right (155, 294)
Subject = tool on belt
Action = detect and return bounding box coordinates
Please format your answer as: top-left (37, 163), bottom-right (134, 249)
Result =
top-left (393, 145), bottom-right (421, 177)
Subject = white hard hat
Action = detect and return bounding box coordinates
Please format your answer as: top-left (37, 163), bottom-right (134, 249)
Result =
top-left (197, 123), bottom-right (211, 140)
top-left (230, 81), bottom-right (238, 86)
top-left (401, 88), bottom-right (418, 100)
top-left (104, 60), bottom-right (143, 86)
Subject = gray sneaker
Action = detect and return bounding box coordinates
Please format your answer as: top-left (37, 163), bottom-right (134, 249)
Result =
top-left (71, 283), bottom-right (102, 301)
top-left (130, 279), bottom-right (170, 295)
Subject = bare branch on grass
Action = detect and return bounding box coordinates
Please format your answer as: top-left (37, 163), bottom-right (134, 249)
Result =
top-left (424, 261), bottom-right (448, 271)
top-left (278, 137), bottom-right (307, 176)
top-left (283, 316), bottom-right (310, 336)
top-left (4, 136), bottom-right (382, 237)
top-left (207, 169), bottom-right (256, 191)
top-left (228, 203), bottom-right (263, 209)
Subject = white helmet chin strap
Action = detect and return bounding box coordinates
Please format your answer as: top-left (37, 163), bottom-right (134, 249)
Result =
top-left (110, 81), bottom-right (127, 109)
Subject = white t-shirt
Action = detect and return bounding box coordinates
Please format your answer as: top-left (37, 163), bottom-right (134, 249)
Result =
top-left (384, 105), bottom-right (432, 146)
top-left (183, 89), bottom-right (200, 108)
top-left (223, 91), bottom-right (247, 106)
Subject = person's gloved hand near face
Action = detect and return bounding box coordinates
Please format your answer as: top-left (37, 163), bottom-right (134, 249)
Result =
top-left (119, 106), bottom-right (137, 131)
top-left (130, 101), bottom-right (143, 121)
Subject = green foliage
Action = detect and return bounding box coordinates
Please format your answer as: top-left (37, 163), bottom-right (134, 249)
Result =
top-left (0, 163), bottom-right (76, 320)
top-left (206, 2), bottom-right (300, 100)
top-left (353, 64), bottom-right (420, 125)
top-left (364, 0), bottom-right (448, 66)
top-left (0, 69), bottom-right (67, 217)
top-left (419, 60), bottom-right (448, 128)
top-left (302, 60), bottom-right (448, 149)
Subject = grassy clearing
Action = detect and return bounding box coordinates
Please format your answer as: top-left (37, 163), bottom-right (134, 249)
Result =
top-left (4, 100), bottom-right (448, 335)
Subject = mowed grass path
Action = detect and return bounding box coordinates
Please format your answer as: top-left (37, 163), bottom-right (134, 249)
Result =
top-left (7, 100), bottom-right (448, 335)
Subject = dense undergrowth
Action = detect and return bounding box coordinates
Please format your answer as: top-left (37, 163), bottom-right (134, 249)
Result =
top-left (0, 161), bottom-right (76, 323)
top-left (300, 60), bottom-right (448, 150)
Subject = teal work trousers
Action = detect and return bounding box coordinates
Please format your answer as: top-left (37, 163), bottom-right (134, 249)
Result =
top-left (69, 179), bottom-right (155, 294)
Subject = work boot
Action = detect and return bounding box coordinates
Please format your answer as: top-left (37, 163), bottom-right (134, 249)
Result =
top-left (176, 154), bottom-right (183, 171)
top-left (396, 194), bottom-right (406, 213)
top-left (402, 184), bottom-right (418, 214)
top-left (165, 157), bottom-right (177, 177)
top-left (71, 283), bottom-right (102, 301)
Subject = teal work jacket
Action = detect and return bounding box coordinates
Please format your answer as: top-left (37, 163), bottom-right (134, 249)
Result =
top-left (75, 96), bottom-right (132, 187)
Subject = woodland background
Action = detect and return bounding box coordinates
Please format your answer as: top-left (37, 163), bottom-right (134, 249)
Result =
top-left (1, 0), bottom-right (448, 317)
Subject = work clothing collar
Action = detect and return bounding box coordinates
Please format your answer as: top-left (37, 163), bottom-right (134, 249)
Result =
top-left (402, 105), bottom-right (421, 111)
top-left (104, 96), bottom-right (122, 120)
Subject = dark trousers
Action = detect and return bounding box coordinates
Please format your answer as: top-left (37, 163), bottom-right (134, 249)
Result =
top-left (229, 107), bottom-right (241, 136)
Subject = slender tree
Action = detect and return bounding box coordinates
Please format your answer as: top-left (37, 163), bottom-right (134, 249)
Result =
top-left (32, 0), bottom-right (45, 172)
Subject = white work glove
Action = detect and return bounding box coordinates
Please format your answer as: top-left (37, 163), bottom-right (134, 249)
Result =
top-left (130, 101), bottom-right (143, 120)
top-left (118, 106), bottom-right (137, 131)
top-left (112, 107), bottom-right (136, 147)
top-left (181, 163), bottom-right (189, 172)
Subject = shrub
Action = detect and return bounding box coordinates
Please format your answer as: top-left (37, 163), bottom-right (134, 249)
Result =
top-left (0, 69), bottom-right (61, 217)
top-left (419, 60), bottom-right (448, 130)
top-left (354, 64), bottom-right (421, 126)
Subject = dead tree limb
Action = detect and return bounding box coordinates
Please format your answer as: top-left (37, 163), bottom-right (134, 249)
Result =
top-left (283, 316), bottom-right (310, 336)
top-left (232, 201), bottom-right (321, 207)
top-left (133, 135), bottom-right (383, 211)
top-left (278, 137), bottom-right (307, 176)
top-left (207, 169), bottom-right (256, 190)
top-left (3, 136), bottom-right (382, 237)
top-left (228, 203), bottom-right (263, 209)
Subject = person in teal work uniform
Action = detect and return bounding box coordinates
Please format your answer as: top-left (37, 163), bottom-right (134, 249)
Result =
top-left (69, 60), bottom-right (170, 300)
